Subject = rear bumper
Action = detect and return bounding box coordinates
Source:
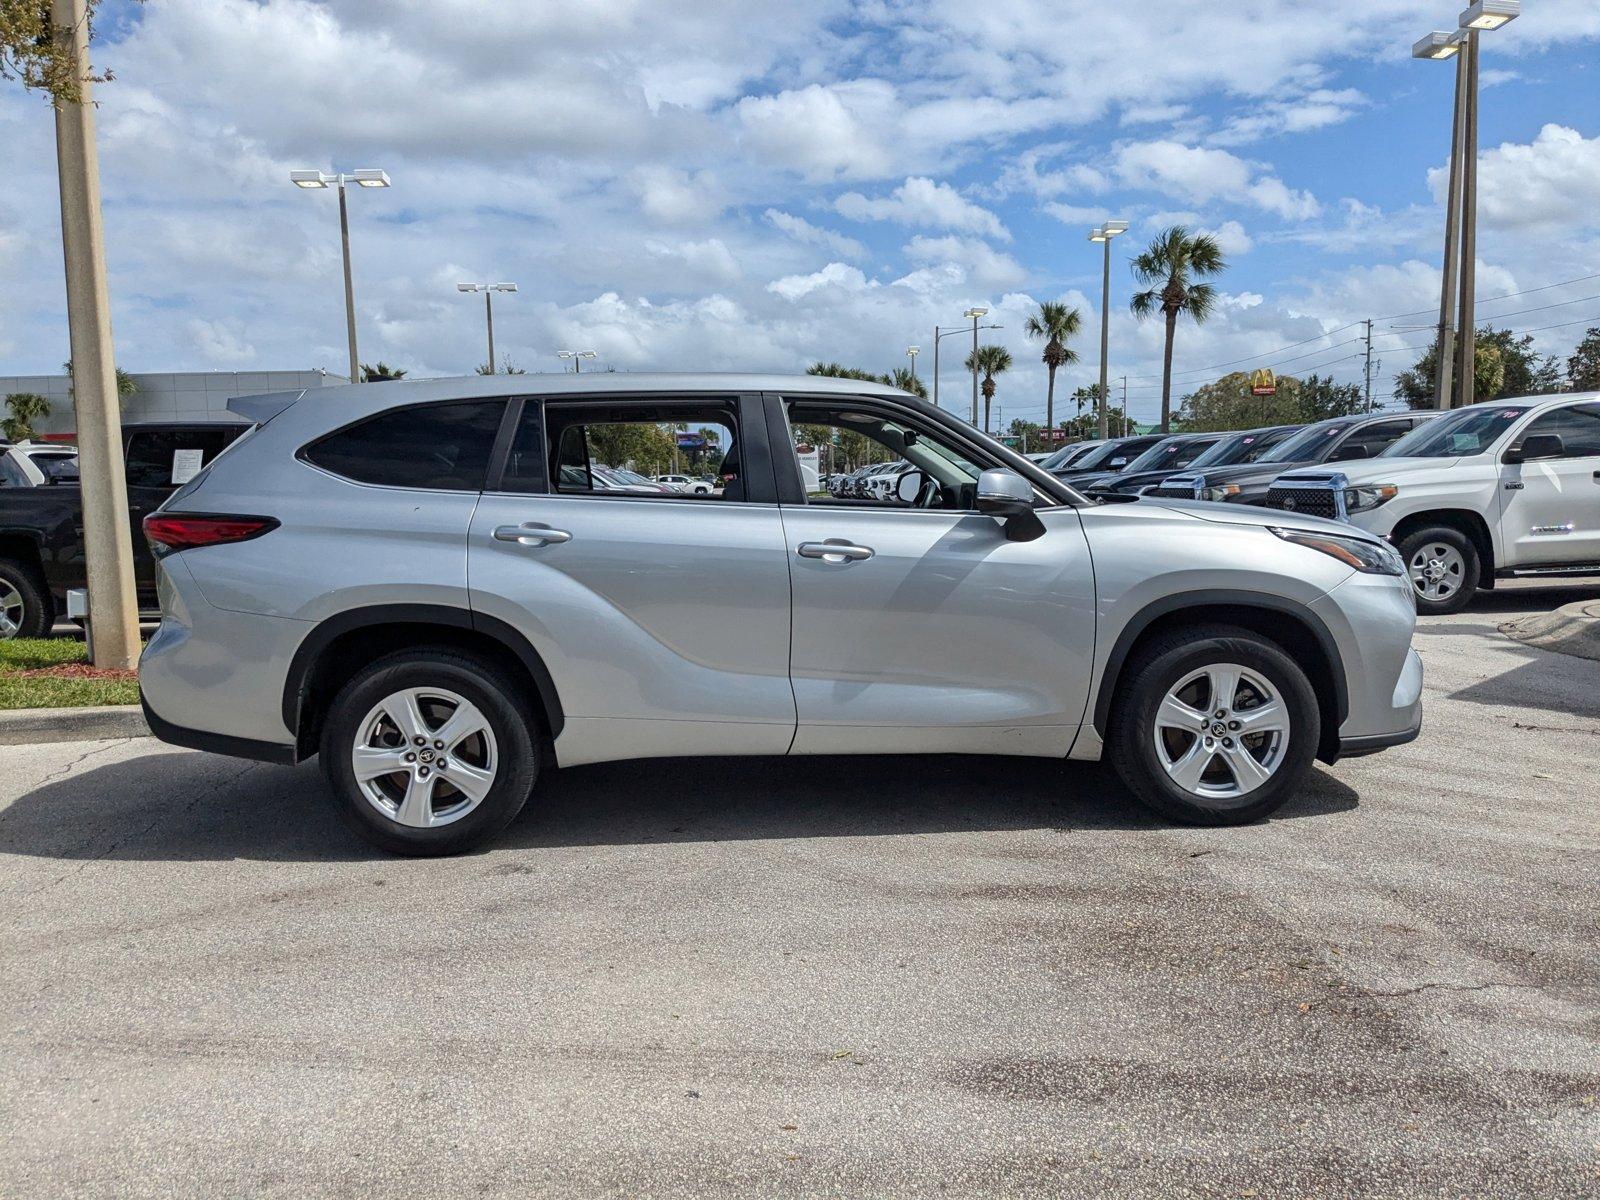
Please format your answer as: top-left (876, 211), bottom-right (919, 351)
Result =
top-left (141, 692), bottom-right (299, 764)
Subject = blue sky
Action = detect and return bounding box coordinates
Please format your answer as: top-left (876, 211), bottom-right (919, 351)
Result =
top-left (2, 0), bottom-right (1598, 426)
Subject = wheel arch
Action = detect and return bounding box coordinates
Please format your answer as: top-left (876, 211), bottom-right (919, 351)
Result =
top-left (1388, 509), bottom-right (1494, 587)
top-left (1092, 591), bottom-right (1349, 764)
top-left (283, 605), bottom-right (565, 760)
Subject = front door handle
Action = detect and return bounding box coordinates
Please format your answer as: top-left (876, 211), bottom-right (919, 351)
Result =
top-left (494, 523), bottom-right (573, 547)
top-left (797, 539), bottom-right (874, 563)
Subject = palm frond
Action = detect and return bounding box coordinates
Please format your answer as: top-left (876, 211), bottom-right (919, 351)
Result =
top-left (1184, 283), bottom-right (1219, 324)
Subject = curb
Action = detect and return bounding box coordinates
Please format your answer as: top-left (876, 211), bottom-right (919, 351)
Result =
top-left (1499, 600), bottom-right (1600, 664)
top-left (0, 705), bottom-right (151, 746)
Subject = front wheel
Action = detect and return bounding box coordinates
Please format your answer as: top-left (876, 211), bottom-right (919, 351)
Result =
top-left (1109, 625), bottom-right (1321, 825)
top-left (0, 560), bottom-right (53, 640)
top-left (1395, 526), bottom-right (1479, 615)
top-left (319, 648), bottom-right (541, 856)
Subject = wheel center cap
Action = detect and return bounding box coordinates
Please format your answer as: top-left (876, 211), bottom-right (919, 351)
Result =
top-left (1211, 722), bottom-right (1228, 737)
top-left (418, 749), bottom-right (435, 764)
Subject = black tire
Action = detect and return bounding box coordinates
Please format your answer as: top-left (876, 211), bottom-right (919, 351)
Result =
top-left (1394, 525), bottom-right (1479, 616)
top-left (1109, 624), bottom-right (1321, 826)
top-left (319, 647), bottom-right (541, 856)
top-left (0, 559), bottom-right (53, 640)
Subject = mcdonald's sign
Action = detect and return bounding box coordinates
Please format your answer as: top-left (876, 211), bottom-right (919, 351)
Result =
top-left (1249, 368), bottom-right (1277, 397)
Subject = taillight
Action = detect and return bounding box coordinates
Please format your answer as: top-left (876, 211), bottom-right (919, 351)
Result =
top-left (142, 513), bottom-right (279, 557)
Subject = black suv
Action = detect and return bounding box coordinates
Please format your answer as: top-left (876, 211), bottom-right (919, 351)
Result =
top-left (1144, 412), bottom-right (1437, 507)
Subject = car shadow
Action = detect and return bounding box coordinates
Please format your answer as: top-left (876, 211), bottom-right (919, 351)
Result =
top-left (1467, 582), bottom-right (1600, 615)
top-left (0, 749), bottom-right (1362, 865)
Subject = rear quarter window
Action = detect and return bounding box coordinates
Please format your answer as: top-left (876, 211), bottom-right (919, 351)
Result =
top-left (301, 400), bottom-right (506, 491)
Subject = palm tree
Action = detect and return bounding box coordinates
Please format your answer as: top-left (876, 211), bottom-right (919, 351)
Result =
top-left (1023, 301), bottom-right (1082, 440)
top-left (360, 361), bottom-right (407, 382)
top-left (1129, 226), bottom-right (1227, 432)
top-left (884, 366), bottom-right (928, 400)
top-left (964, 345), bottom-right (1013, 433)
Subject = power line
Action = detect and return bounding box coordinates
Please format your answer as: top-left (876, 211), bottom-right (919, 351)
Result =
top-left (1388, 291), bottom-right (1600, 330)
top-left (1376, 271), bottom-right (1600, 322)
top-left (1126, 322), bottom-right (1362, 382)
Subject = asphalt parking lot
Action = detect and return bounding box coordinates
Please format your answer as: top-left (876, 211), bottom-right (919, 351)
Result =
top-left (2, 582), bottom-right (1597, 1198)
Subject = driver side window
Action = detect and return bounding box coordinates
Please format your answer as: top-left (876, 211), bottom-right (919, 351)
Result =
top-left (785, 400), bottom-right (984, 510)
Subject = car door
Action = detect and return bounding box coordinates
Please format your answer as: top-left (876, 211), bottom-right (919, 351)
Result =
top-left (467, 395), bottom-right (796, 767)
top-left (775, 394), bottom-right (1097, 757)
top-left (1498, 402), bottom-right (1600, 566)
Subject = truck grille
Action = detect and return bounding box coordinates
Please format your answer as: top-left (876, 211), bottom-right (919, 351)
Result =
top-left (1148, 484), bottom-right (1194, 499)
top-left (1266, 486), bottom-right (1340, 519)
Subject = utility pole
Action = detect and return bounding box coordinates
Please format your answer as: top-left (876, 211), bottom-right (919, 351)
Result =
top-left (1364, 319), bottom-right (1375, 412)
top-left (1120, 376), bottom-right (1129, 435)
top-left (1456, 28), bottom-right (1480, 409)
top-left (1434, 42), bottom-right (1468, 409)
top-left (932, 326), bottom-right (941, 409)
top-left (484, 290), bottom-right (495, 371)
top-left (51, 0), bottom-right (139, 669)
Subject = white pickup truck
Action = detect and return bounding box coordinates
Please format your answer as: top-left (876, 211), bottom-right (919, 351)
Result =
top-left (1265, 394), bottom-right (1600, 614)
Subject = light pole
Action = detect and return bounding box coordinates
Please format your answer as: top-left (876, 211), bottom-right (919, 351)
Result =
top-left (965, 307), bottom-right (989, 427)
top-left (906, 345), bottom-right (919, 387)
top-left (1089, 220), bottom-right (1130, 439)
top-left (1413, 1), bottom-right (1518, 408)
top-left (290, 168), bottom-right (391, 383)
top-left (558, 350), bottom-right (597, 373)
top-left (458, 282), bottom-right (516, 373)
top-left (932, 322), bottom-right (1001, 410)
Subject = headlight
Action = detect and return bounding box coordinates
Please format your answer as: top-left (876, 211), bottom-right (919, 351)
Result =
top-left (1270, 526), bottom-right (1404, 576)
top-left (1200, 484), bottom-right (1240, 502)
top-left (1344, 484), bottom-right (1398, 513)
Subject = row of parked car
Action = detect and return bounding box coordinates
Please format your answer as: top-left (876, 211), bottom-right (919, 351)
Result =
top-left (1026, 395), bottom-right (1600, 614)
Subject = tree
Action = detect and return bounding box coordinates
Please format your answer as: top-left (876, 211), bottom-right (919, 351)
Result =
top-left (1298, 374), bottom-right (1365, 422)
top-left (1175, 371), bottom-right (1365, 432)
top-left (63, 359), bottom-right (136, 399)
top-left (1024, 301), bottom-right (1082, 438)
top-left (1129, 226), bottom-right (1227, 433)
top-left (360, 362), bottom-right (407, 382)
top-left (476, 358), bottom-right (527, 375)
top-left (964, 345), bottom-right (1012, 433)
top-left (884, 366), bottom-right (928, 400)
top-left (1, 0), bottom-right (118, 103)
top-left (806, 362), bottom-right (880, 381)
top-left (1569, 328), bottom-right (1600, 393)
top-left (2, 392), bottom-right (50, 442)
top-left (1395, 326), bottom-right (1561, 410)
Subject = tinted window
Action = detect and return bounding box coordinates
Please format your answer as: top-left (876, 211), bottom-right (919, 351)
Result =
top-left (540, 402), bottom-right (741, 500)
top-left (303, 400), bottom-right (504, 491)
top-left (1381, 406), bottom-right (1528, 459)
top-left (1259, 421), bottom-right (1355, 463)
top-left (1124, 437), bottom-right (1216, 473)
top-left (0, 454), bottom-right (28, 488)
top-left (125, 427), bottom-right (245, 490)
top-left (1186, 427), bottom-right (1298, 470)
top-left (29, 452), bottom-right (79, 481)
top-left (1334, 419), bottom-right (1413, 461)
top-left (1067, 437), bottom-right (1152, 472)
top-left (788, 401), bottom-right (985, 510)
top-left (1517, 403), bottom-right (1600, 458)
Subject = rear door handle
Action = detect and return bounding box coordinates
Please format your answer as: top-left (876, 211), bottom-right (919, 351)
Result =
top-left (494, 523), bottom-right (573, 547)
top-left (797, 539), bottom-right (874, 562)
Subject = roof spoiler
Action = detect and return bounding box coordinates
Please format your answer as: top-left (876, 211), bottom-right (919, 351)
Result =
top-left (227, 389), bottom-right (306, 425)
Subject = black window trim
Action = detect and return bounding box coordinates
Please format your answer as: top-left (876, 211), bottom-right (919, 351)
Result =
top-left (295, 395), bottom-right (515, 494)
top-left (1512, 400), bottom-right (1600, 461)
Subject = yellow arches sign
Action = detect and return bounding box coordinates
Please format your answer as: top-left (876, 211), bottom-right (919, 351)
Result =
top-left (1249, 369), bottom-right (1277, 397)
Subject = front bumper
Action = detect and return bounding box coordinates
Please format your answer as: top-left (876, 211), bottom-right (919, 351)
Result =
top-left (1312, 570), bottom-right (1424, 762)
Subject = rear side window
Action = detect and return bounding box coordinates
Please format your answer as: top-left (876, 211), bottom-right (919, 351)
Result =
top-left (1517, 403), bottom-right (1600, 458)
top-left (303, 400), bottom-right (505, 491)
top-left (125, 427), bottom-right (245, 490)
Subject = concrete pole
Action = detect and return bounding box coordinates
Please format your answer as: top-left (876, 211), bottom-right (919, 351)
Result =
top-left (1364, 319), bottom-right (1374, 412)
top-left (970, 315), bottom-right (980, 427)
top-left (338, 181), bottom-right (359, 382)
top-left (1097, 236), bottom-right (1113, 440)
top-left (50, 0), bottom-right (139, 669)
top-left (932, 327), bottom-right (940, 409)
top-left (1433, 45), bottom-right (1469, 410)
top-left (1456, 30), bottom-right (1480, 410)
top-left (484, 291), bottom-right (495, 373)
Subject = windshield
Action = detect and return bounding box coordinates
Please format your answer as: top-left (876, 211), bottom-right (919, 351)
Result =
top-left (1123, 437), bottom-right (1214, 474)
top-left (1040, 443), bottom-right (1088, 469)
top-left (1380, 405), bottom-right (1528, 458)
top-left (1260, 421), bottom-right (1353, 463)
top-left (1185, 427), bottom-right (1297, 470)
top-left (1067, 438), bottom-right (1140, 472)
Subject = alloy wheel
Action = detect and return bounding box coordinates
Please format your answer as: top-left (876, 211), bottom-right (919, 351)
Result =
top-left (0, 582), bottom-right (23, 640)
top-left (1152, 663), bottom-right (1290, 800)
top-left (351, 686), bottom-right (499, 829)
top-left (1407, 542), bottom-right (1466, 603)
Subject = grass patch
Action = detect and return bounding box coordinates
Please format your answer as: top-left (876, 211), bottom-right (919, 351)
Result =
top-left (0, 637), bottom-right (141, 709)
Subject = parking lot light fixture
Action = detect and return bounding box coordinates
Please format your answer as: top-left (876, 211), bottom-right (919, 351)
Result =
top-left (1459, 0), bottom-right (1518, 30)
top-left (1089, 220), bottom-right (1130, 439)
top-left (964, 307), bottom-right (989, 427)
top-left (289, 168), bottom-right (391, 382)
top-left (458, 282), bottom-right (518, 373)
top-left (1412, 31), bottom-right (1462, 59)
top-left (558, 350), bottom-right (597, 373)
top-left (906, 345), bottom-right (919, 385)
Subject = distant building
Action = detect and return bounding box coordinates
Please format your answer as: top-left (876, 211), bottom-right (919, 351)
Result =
top-left (0, 370), bottom-right (349, 436)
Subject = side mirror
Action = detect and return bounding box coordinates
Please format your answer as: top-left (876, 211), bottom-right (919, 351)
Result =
top-left (1505, 433), bottom-right (1564, 464)
top-left (893, 468), bottom-right (931, 505)
top-left (976, 468), bottom-right (1032, 518)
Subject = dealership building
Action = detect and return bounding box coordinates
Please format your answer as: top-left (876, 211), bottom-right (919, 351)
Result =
top-left (0, 369), bottom-right (348, 437)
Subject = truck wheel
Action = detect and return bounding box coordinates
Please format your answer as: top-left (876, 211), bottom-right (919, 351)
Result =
top-left (1395, 526), bottom-right (1479, 615)
top-left (0, 561), bottom-right (53, 640)
top-left (1109, 624), bottom-right (1320, 826)
top-left (319, 648), bottom-right (541, 856)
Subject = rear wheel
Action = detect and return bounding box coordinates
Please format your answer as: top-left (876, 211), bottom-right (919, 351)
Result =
top-left (0, 560), bottom-right (53, 640)
top-left (320, 648), bottom-right (540, 856)
top-left (1109, 625), bottom-right (1320, 825)
top-left (1395, 526), bottom-right (1479, 615)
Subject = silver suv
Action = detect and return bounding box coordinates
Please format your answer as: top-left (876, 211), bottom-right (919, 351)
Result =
top-left (139, 375), bottom-right (1423, 855)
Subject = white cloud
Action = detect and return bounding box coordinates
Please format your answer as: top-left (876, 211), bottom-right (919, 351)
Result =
top-left (184, 318), bottom-right (257, 366)
top-left (834, 177), bottom-right (1010, 240)
top-left (762, 210), bottom-right (867, 260)
top-left (1435, 124), bottom-right (1600, 234)
top-left (902, 236), bottom-right (1028, 289)
top-left (767, 262), bottom-right (874, 300)
top-left (734, 82), bottom-right (897, 182)
top-left (630, 168), bottom-right (726, 226)
top-left (1112, 140), bottom-right (1320, 221)
top-left (1204, 220), bottom-right (1254, 257)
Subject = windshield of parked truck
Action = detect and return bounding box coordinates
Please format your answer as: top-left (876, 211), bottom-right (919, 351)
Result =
top-left (1258, 420), bottom-right (1354, 464)
top-left (1380, 404), bottom-right (1529, 458)
top-left (1123, 436), bottom-right (1215, 474)
top-left (1186, 426), bottom-right (1299, 469)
